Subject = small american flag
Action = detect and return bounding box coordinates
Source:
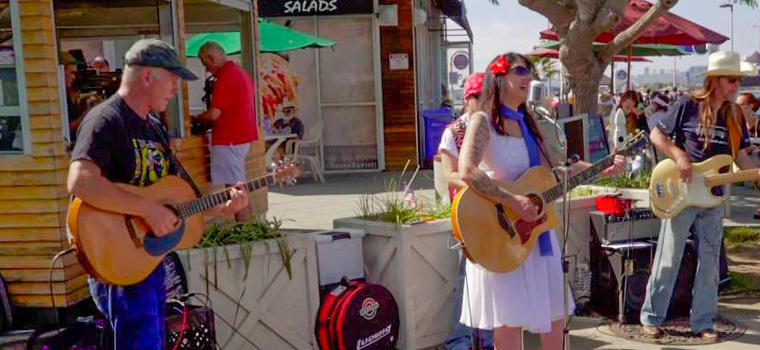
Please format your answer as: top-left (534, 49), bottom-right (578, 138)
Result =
top-left (403, 182), bottom-right (417, 209)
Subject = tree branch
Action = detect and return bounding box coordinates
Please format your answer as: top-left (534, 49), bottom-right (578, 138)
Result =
top-left (517, 0), bottom-right (575, 30)
top-left (599, 0), bottom-right (679, 62)
top-left (591, 0), bottom-right (626, 33)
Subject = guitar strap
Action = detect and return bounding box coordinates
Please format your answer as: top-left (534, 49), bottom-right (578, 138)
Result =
top-left (727, 103), bottom-right (745, 160)
top-left (149, 117), bottom-right (203, 198)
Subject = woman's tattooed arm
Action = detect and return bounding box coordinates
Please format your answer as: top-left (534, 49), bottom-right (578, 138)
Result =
top-left (458, 112), bottom-right (517, 206)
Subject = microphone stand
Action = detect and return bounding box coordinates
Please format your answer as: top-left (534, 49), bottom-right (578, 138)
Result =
top-left (559, 163), bottom-right (572, 350)
top-left (536, 101), bottom-right (572, 350)
top-left (529, 90), bottom-right (572, 350)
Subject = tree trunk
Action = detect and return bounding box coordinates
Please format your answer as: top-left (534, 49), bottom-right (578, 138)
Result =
top-left (559, 39), bottom-right (604, 116)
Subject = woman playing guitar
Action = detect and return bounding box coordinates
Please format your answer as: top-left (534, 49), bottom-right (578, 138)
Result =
top-left (457, 52), bottom-right (624, 350)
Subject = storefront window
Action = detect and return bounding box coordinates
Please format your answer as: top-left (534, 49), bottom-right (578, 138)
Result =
top-left (0, 0), bottom-right (27, 153)
top-left (317, 17), bottom-right (378, 171)
top-left (267, 16), bottom-right (380, 172)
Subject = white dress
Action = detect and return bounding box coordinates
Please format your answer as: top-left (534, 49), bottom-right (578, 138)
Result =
top-left (457, 123), bottom-right (574, 334)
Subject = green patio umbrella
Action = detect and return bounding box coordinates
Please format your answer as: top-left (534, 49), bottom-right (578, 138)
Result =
top-left (186, 19), bottom-right (335, 57)
top-left (538, 40), bottom-right (690, 57)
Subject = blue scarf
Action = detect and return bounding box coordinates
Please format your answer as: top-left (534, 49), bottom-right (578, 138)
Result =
top-left (500, 106), bottom-right (553, 256)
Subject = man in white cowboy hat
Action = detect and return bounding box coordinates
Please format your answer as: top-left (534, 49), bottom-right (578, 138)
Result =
top-left (273, 97), bottom-right (304, 139)
top-left (640, 51), bottom-right (759, 340)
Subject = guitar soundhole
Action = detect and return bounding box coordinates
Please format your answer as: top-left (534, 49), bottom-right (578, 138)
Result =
top-left (527, 193), bottom-right (544, 214)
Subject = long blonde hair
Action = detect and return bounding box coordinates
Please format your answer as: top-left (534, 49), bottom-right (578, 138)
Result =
top-left (692, 76), bottom-right (740, 150)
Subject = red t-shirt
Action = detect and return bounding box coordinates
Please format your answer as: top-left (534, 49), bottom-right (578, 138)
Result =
top-left (210, 61), bottom-right (258, 145)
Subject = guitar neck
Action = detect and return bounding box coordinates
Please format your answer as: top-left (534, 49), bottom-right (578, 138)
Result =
top-left (541, 154), bottom-right (617, 204)
top-left (176, 174), bottom-right (274, 218)
top-left (705, 169), bottom-right (760, 187)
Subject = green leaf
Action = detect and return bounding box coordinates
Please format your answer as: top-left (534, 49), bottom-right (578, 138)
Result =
top-left (276, 237), bottom-right (293, 279)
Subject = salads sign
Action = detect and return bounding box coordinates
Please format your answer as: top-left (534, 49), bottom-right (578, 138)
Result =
top-left (259, 0), bottom-right (373, 16)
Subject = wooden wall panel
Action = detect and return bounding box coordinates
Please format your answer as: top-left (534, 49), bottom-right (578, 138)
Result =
top-left (379, 0), bottom-right (417, 170)
top-left (0, 0), bottom-right (81, 307)
top-left (0, 0), bottom-right (268, 308)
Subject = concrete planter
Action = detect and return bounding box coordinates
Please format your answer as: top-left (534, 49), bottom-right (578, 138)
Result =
top-left (178, 236), bottom-right (320, 350)
top-left (333, 217), bottom-right (458, 350)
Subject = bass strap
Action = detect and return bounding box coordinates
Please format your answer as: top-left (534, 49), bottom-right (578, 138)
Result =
top-left (727, 103), bottom-right (745, 160)
top-left (149, 116), bottom-right (203, 198)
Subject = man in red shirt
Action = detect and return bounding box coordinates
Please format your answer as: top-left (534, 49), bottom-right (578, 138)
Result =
top-left (194, 41), bottom-right (258, 222)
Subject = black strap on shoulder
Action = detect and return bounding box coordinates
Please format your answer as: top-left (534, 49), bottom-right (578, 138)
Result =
top-left (669, 100), bottom-right (688, 149)
top-left (148, 117), bottom-right (203, 198)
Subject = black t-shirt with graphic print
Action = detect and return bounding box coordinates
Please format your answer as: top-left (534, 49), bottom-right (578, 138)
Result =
top-left (71, 94), bottom-right (177, 186)
top-left (656, 98), bottom-right (749, 163)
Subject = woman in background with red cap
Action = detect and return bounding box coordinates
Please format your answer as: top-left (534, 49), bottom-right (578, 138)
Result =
top-left (438, 72), bottom-right (495, 350)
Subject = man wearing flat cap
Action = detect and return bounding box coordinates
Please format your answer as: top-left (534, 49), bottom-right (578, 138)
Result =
top-left (67, 39), bottom-right (250, 349)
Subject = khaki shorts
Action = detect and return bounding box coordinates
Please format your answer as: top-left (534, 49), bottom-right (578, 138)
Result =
top-left (210, 143), bottom-right (250, 185)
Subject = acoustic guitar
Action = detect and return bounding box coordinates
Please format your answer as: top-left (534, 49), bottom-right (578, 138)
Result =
top-left (67, 162), bottom-right (299, 286)
top-left (451, 132), bottom-right (648, 273)
top-left (650, 154), bottom-right (759, 219)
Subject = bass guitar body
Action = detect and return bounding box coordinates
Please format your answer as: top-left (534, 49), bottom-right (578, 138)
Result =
top-left (451, 166), bottom-right (558, 273)
top-left (67, 176), bottom-right (204, 286)
top-left (649, 154), bottom-right (732, 219)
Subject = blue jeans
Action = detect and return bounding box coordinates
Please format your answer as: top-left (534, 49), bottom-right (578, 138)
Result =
top-left (640, 205), bottom-right (723, 333)
top-left (445, 251), bottom-right (494, 350)
top-left (89, 266), bottom-right (166, 350)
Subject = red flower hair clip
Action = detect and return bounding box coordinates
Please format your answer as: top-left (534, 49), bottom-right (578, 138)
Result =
top-left (488, 55), bottom-right (511, 75)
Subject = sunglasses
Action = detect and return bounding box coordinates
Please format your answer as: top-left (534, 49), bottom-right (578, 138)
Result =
top-left (509, 66), bottom-right (532, 76)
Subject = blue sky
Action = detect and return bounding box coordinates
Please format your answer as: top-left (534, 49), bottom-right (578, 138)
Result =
top-left (463, 1), bottom-right (760, 76)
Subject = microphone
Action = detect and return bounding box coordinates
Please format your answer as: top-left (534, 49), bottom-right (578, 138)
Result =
top-left (528, 80), bottom-right (546, 109)
top-left (527, 80), bottom-right (553, 118)
top-left (526, 80), bottom-right (566, 150)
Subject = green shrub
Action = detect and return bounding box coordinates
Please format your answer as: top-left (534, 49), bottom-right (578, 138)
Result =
top-left (196, 217), bottom-right (292, 282)
top-left (355, 170), bottom-right (450, 225)
top-left (722, 272), bottom-right (757, 295)
top-left (724, 227), bottom-right (760, 245)
top-left (594, 169), bottom-right (651, 189)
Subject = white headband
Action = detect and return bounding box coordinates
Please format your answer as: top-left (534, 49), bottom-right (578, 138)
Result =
top-left (652, 96), bottom-right (668, 107)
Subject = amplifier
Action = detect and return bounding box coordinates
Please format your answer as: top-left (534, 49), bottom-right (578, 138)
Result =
top-left (590, 208), bottom-right (661, 244)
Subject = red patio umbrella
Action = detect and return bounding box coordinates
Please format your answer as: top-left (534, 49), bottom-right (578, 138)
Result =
top-left (527, 48), bottom-right (652, 62)
top-left (539, 0), bottom-right (728, 45)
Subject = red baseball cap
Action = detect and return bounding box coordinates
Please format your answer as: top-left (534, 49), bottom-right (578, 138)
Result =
top-left (463, 73), bottom-right (485, 101)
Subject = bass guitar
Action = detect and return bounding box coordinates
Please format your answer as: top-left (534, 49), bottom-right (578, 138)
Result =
top-left (67, 162), bottom-right (299, 285)
top-left (650, 154), bottom-right (758, 219)
top-left (451, 132), bottom-right (648, 273)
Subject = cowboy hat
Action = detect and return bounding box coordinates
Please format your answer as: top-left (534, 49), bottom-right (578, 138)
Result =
top-left (741, 61), bottom-right (758, 77)
top-left (697, 51), bottom-right (756, 77)
top-left (279, 97), bottom-right (296, 109)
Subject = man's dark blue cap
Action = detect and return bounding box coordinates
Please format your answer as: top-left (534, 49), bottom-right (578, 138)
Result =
top-left (124, 39), bottom-right (198, 81)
